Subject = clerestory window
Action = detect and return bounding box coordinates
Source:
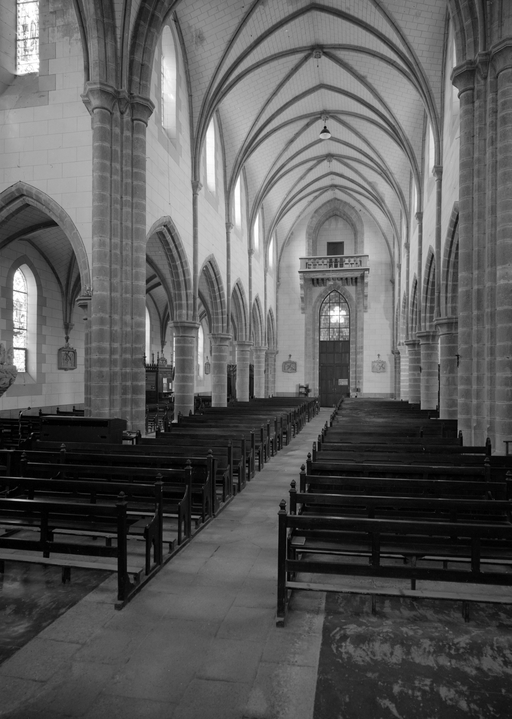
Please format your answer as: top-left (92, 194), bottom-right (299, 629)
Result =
top-left (13, 268), bottom-right (28, 372)
top-left (319, 291), bottom-right (350, 341)
top-left (161, 25), bottom-right (177, 139)
top-left (16, 0), bottom-right (39, 75)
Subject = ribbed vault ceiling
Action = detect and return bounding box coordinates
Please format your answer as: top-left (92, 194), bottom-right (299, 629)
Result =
top-left (171, 0), bottom-right (448, 258)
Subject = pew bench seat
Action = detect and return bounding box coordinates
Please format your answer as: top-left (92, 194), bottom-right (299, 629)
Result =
top-left (277, 506), bottom-right (512, 626)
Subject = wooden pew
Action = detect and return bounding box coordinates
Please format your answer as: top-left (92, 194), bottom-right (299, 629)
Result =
top-left (300, 470), bottom-right (511, 501)
top-left (276, 500), bottom-right (512, 626)
top-left (1, 472), bottom-right (190, 547)
top-left (17, 454), bottom-right (210, 534)
top-left (305, 454), bottom-right (502, 482)
top-left (18, 446), bottom-right (218, 518)
top-left (0, 494), bottom-right (158, 604)
top-left (289, 481), bottom-right (512, 524)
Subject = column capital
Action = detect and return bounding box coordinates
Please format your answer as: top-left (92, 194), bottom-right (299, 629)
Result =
top-left (171, 320), bottom-right (200, 337)
top-left (192, 180), bottom-right (203, 196)
top-left (225, 222), bottom-right (234, 233)
top-left (404, 338), bottom-right (420, 349)
top-left (130, 94), bottom-right (155, 125)
top-left (416, 330), bottom-right (438, 345)
top-left (81, 82), bottom-right (118, 115)
top-left (434, 316), bottom-right (458, 336)
top-left (432, 164), bottom-right (443, 181)
top-left (451, 61), bottom-right (476, 95)
top-left (210, 332), bottom-right (232, 346)
top-left (236, 340), bottom-right (253, 349)
top-left (490, 39), bottom-right (512, 77)
top-left (253, 346), bottom-right (268, 354)
top-left (415, 211), bottom-right (423, 223)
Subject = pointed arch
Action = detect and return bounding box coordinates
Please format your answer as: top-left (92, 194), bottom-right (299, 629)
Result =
top-left (267, 308), bottom-right (276, 351)
top-left (230, 279), bottom-right (249, 341)
top-left (198, 254), bottom-right (227, 335)
top-left (305, 197), bottom-right (365, 255)
top-left (0, 182), bottom-right (90, 291)
top-left (251, 295), bottom-right (264, 347)
top-left (410, 276), bottom-right (419, 337)
top-left (146, 216), bottom-right (193, 322)
top-left (442, 203), bottom-right (459, 318)
top-left (422, 248), bottom-right (436, 331)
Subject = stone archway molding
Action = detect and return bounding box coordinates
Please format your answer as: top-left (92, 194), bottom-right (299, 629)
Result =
top-left (0, 181), bottom-right (91, 292)
top-left (305, 197), bottom-right (365, 256)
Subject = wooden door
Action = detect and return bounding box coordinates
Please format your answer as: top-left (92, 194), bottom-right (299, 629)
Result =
top-left (319, 340), bottom-right (350, 406)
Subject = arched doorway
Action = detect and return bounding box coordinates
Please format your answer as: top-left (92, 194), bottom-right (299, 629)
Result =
top-left (319, 290), bottom-right (350, 406)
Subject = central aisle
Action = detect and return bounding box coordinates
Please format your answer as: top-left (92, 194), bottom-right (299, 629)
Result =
top-left (0, 408), bottom-right (332, 719)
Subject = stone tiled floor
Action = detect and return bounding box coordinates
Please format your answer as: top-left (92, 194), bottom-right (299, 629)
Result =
top-left (0, 409), bottom-right (330, 719)
top-left (2, 404), bottom-right (512, 719)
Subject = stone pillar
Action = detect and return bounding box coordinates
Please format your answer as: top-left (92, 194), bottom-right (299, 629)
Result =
top-left (210, 333), bottom-right (231, 408)
top-left (172, 321), bottom-right (199, 418)
top-left (236, 340), bottom-right (253, 402)
top-left (399, 344), bottom-right (409, 401)
top-left (435, 317), bottom-right (458, 420)
top-left (452, 62), bottom-right (476, 442)
top-left (225, 222), bottom-right (233, 333)
top-left (417, 330), bottom-right (439, 411)
top-left (433, 165), bottom-right (443, 319)
top-left (415, 212), bottom-right (423, 331)
top-left (76, 290), bottom-right (92, 413)
top-left (392, 349), bottom-right (401, 400)
top-left (253, 346), bottom-right (267, 398)
top-left (405, 339), bottom-right (421, 405)
top-left (81, 83), bottom-right (153, 432)
top-left (266, 350), bottom-right (277, 397)
top-left (492, 42), bottom-right (512, 452)
top-left (191, 181), bottom-right (202, 321)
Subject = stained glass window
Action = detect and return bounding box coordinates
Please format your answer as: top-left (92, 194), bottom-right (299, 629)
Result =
top-left (319, 291), bottom-right (349, 341)
top-left (13, 268), bottom-right (28, 372)
top-left (234, 176), bottom-right (242, 228)
top-left (206, 120), bottom-right (216, 192)
top-left (17, 1), bottom-right (39, 75)
top-left (161, 26), bottom-right (177, 138)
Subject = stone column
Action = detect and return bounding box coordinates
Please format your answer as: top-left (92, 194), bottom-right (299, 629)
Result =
top-left (266, 350), bottom-right (277, 397)
top-left (236, 340), bottom-right (253, 402)
top-left (225, 222), bottom-right (233, 333)
top-left (210, 333), bottom-right (231, 407)
top-left (76, 290), bottom-right (92, 414)
top-left (452, 62), bottom-right (476, 442)
top-left (191, 181), bottom-right (202, 321)
top-left (415, 212), bottom-right (423, 332)
top-left (253, 346), bottom-right (267, 398)
top-left (81, 83), bottom-right (153, 432)
top-left (399, 344), bottom-right (409, 401)
top-left (172, 321), bottom-right (199, 418)
top-left (405, 339), bottom-right (421, 405)
top-left (417, 330), bottom-right (439, 411)
top-left (492, 42), bottom-right (512, 452)
top-left (435, 317), bottom-right (458, 420)
top-left (433, 165), bottom-right (443, 319)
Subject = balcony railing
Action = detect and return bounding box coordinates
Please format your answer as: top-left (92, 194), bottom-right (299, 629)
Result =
top-left (299, 254), bottom-right (369, 272)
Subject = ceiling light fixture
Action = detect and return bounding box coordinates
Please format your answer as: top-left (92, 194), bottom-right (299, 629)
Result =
top-left (319, 114), bottom-right (331, 140)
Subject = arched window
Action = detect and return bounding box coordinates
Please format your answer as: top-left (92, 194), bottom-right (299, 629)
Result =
top-left (161, 25), bottom-right (177, 139)
top-left (253, 211), bottom-right (260, 252)
top-left (13, 268), bottom-right (28, 371)
top-left (428, 123), bottom-right (435, 173)
top-left (205, 120), bottom-right (216, 192)
top-left (320, 291), bottom-right (350, 341)
top-left (234, 176), bottom-right (242, 228)
top-left (268, 235), bottom-right (275, 270)
top-left (145, 307), bottom-right (151, 362)
top-left (17, 0), bottom-right (39, 75)
top-left (197, 324), bottom-right (204, 379)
